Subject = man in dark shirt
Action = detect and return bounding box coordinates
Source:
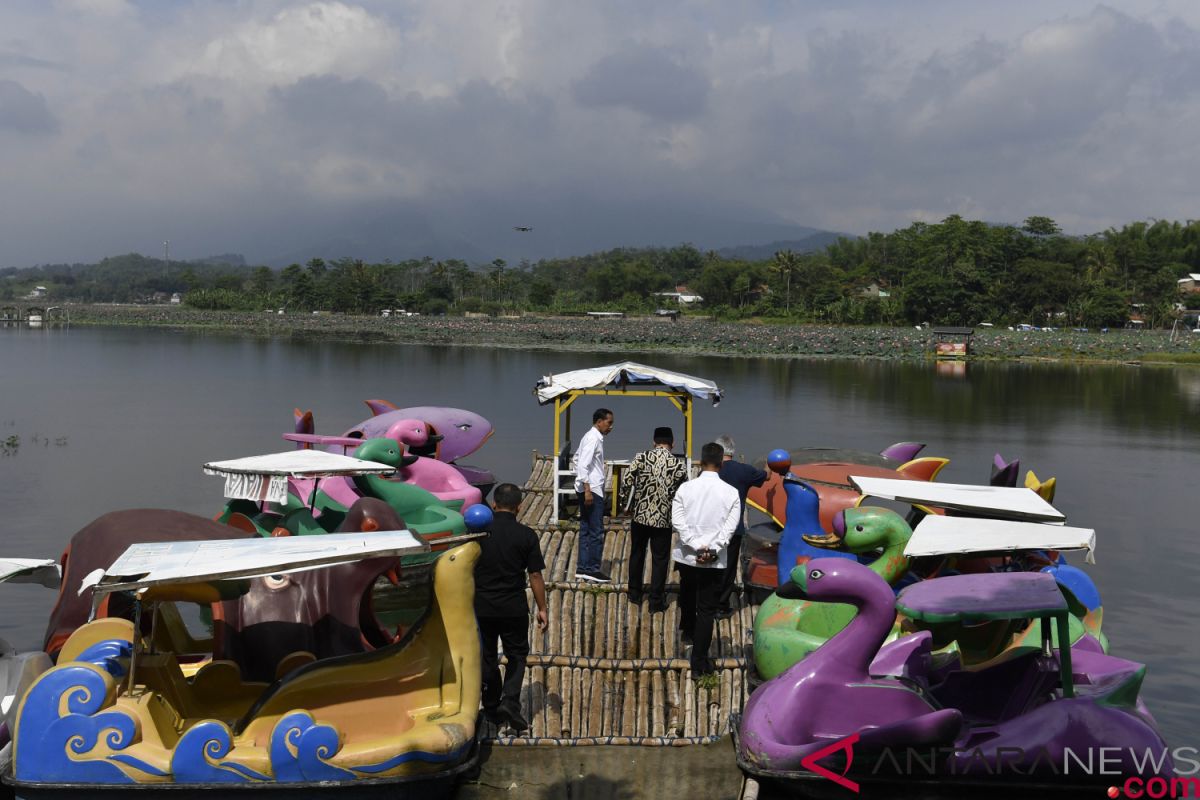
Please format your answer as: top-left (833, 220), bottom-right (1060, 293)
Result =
top-left (474, 483), bottom-right (548, 733)
top-left (620, 425), bottom-right (689, 612)
top-left (715, 434), bottom-right (767, 619)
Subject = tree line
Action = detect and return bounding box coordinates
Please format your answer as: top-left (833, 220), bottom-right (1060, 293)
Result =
top-left (4, 216), bottom-right (1198, 328)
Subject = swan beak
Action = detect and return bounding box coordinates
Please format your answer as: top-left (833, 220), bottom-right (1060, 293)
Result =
top-left (776, 580), bottom-right (806, 599)
top-left (802, 531), bottom-right (842, 549)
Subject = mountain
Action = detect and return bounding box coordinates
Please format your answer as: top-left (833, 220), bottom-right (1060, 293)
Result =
top-left (717, 232), bottom-right (850, 261)
top-left (261, 196), bottom-right (845, 267)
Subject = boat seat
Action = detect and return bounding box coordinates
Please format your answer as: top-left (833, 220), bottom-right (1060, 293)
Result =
top-left (930, 650), bottom-right (1059, 724)
top-left (274, 650), bottom-right (317, 679)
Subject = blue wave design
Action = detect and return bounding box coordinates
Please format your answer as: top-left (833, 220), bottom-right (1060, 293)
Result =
top-left (268, 710), bottom-right (355, 782)
top-left (172, 720), bottom-right (268, 783)
top-left (14, 663), bottom-right (138, 784)
top-left (352, 739), bottom-right (472, 774)
top-left (72, 639), bottom-right (133, 677)
top-left (107, 754), bottom-right (170, 777)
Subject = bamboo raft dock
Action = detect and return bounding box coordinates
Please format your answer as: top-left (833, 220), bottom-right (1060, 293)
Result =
top-left (477, 453), bottom-right (760, 747)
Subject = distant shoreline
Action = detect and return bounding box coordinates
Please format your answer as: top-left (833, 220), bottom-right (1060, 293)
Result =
top-left (45, 304), bottom-right (1200, 365)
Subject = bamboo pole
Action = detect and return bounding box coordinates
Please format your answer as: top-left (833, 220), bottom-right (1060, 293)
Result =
top-left (636, 669), bottom-right (651, 738)
top-left (546, 666), bottom-right (562, 737)
top-left (621, 670), bottom-right (637, 738)
top-left (530, 665), bottom-right (545, 738)
top-left (668, 671), bottom-right (681, 736)
top-left (684, 671), bottom-right (695, 737)
top-left (588, 670), bottom-right (604, 738)
top-left (651, 670), bottom-right (665, 737)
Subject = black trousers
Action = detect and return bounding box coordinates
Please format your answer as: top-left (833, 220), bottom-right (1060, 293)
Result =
top-left (717, 534), bottom-right (743, 610)
top-left (478, 615), bottom-right (530, 711)
top-left (677, 562), bottom-right (723, 674)
top-left (628, 521), bottom-right (672, 607)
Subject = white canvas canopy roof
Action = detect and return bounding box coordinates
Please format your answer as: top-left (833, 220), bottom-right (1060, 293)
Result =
top-left (203, 449), bottom-right (397, 505)
top-left (905, 515), bottom-right (1096, 564)
top-left (85, 530), bottom-right (429, 596)
top-left (0, 558), bottom-right (60, 588)
top-left (534, 361), bottom-right (723, 405)
top-left (850, 475), bottom-right (1066, 523)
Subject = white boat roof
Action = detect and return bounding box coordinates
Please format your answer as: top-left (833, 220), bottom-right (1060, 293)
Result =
top-left (203, 449), bottom-right (397, 477)
top-left (850, 475), bottom-right (1066, 522)
top-left (535, 361), bottom-right (723, 405)
top-left (0, 558), bottom-right (61, 588)
top-left (86, 530), bottom-right (429, 596)
top-left (906, 515), bottom-right (1096, 564)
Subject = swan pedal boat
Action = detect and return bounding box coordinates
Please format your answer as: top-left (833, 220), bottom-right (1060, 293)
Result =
top-left (752, 480), bottom-right (1105, 682)
top-left (736, 558), bottom-right (1170, 798)
top-left (5, 531), bottom-right (485, 796)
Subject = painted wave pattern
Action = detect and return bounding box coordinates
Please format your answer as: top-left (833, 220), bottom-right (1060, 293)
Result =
top-left (15, 642), bottom-right (469, 785)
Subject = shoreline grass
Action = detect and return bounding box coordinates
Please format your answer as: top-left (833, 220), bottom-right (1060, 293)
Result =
top-left (45, 304), bottom-right (1200, 366)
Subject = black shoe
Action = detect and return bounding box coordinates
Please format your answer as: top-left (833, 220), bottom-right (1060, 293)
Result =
top-left (627, 593), bottom-right (643, 605)
top-left (575, 569), bottom-right (611, 584)
top-left (499, 702), bottom-right (530, 734)
top-left (482, 706), bottom-right (504, 726)
top-left (649, 602), bottom-right (668, 613)
top-left (714, 607), bottom-right (736, 620)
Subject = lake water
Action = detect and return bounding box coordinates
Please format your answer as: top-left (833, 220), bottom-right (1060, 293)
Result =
top-left (2, 325), bottom-right (1197, 746)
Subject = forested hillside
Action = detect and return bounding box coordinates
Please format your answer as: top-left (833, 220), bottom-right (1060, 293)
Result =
top-left (4, 216), bottom-right (1197, 329)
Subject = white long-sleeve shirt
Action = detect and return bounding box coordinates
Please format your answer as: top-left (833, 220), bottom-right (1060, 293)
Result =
top-left (573, 425), bottom-right (607, 498)
top-left (671, 471), bottom-right (741, 569)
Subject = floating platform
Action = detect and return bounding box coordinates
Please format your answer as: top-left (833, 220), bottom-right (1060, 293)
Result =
top-left (476, 454), bottom-right (759, 746)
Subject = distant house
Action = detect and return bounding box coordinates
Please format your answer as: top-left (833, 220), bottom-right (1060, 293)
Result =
top-left (652, 285), bottom-right (704, 305)
top-left (170, 292), bottom-right (182, 304)
top-left (860, 282), bottom-right (891, 299)
top-left (1177, 273), bottom-right (1200, 293)
top-left (25, 286), bottom-right (47, 299)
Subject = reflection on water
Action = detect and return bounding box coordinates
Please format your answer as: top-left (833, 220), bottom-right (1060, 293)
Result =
top-left (0, 326), bottom-right (1197, 746)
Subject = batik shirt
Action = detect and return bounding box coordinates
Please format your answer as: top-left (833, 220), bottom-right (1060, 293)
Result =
top-left (620, 447), bottom-right (690, 528)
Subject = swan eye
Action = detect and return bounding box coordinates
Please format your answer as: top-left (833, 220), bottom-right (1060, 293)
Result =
top-left (456, 423), bottom-right (471, 430)
top-left (855, 525), bottom-right (865, 532)
top-left (809, 569), bottom-right (824, 580)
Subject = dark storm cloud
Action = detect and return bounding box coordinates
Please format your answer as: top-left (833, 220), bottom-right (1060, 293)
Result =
top-left (0, 79), bottom-right (58, 135)
top-left (572, 44), bottom-right (710, 121)
top-left (4, 1), bottom-right (1200, 266)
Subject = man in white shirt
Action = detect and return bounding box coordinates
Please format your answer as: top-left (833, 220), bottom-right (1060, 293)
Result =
top-left (574, 407), bottom-right (614, 583)
top-left (671, 442), bottom-right (741, 676)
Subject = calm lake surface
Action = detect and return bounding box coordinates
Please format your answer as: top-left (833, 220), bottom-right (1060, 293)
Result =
top-left (2, 325), bottom-right (1197, 746)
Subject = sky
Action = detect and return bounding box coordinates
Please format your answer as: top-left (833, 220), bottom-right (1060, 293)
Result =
top-left (2, 0), bottom-right (1200, 266)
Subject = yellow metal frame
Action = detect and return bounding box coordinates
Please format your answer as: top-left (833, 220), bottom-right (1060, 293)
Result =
top-left (552, 388), bottom-right (695, 519)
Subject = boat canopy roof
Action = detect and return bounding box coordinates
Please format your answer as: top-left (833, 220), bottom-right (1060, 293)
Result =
top-left (85, 530), bottom-right (429, 598)
top-left (203, 449), bottom-right (396, 478)
top-left (905, 515), bottom-right (1096, 564)
top-left (204, 449), bottom-right (398, 504)
top-left (897, 571), bottom-right (1068, 623)
top-left (534, 361), bottom-right (723, 406)
top-left (0, 557), bottom-right (61, 588)
top-left (850, 475), bottom-right (1066, 522)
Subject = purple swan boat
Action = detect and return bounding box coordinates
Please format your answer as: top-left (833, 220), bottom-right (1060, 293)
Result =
top-left (736, 558), bottom-right (1170, 797)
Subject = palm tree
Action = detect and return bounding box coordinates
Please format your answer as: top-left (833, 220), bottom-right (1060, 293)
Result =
top-left (772, 250), bottom-right (799, 313)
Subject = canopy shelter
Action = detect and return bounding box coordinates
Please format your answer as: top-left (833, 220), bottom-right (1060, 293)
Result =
top-left (203, 449), bottom-right (397, 505)
top-left (535, 361), bottom-right (723, 466)
top-left (905, 515), bottom-right (1096, 564)
top-left (850, 475), bottom-right (1066, 523)
top-left (85, 529), bottom-right (430, 599)
top-left (932, 326), bottom-right (974, 359)
top-left (535, 362), bottom-right (723, 523)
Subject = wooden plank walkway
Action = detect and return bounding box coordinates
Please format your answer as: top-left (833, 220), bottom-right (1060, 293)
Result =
top-left (479, 454), bottom-right (758, 746)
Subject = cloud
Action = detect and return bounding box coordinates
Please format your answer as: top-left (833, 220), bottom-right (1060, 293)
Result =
top-left (0, 79), bottom-right (59, 134)
top-left (4, 1), bottom-right (1200, 265)
top-left (572, 44), bottom-right (710, 121)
